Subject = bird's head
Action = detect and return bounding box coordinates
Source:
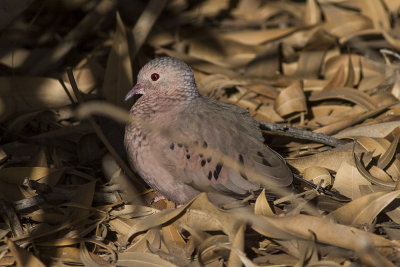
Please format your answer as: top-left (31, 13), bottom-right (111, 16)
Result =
top-left (125, 57), bottom-right (199, 101)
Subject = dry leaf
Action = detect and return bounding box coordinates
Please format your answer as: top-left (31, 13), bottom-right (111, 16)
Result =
top-left (102, 12), bottom-right (133, 108)
top-left (329, 191), bottom-right (400, 225)
top-left (303, 166), bottom-right (332, 187)
top-left (274, 80), bottom-right (307, 116)
top-left (254, 188), bottom-right (275, 216)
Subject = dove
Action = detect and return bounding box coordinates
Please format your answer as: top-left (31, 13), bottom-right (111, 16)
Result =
top-left (124, 57), bottom-right (292, 205)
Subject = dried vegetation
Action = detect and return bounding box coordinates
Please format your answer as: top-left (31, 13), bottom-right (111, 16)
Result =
top-left (1, 0), bottom-right (400, 266)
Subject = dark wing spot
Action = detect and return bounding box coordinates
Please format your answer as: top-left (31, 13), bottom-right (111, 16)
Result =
top-left (238, 154), bottom-right (244, 165)
top-left (207, 158), bottom-right (212, 163)
top-left (177, 143), bottom-right (183, 148)
top-left (208, 171), bottom-right (212, 180)
top-left (201, 160), bottom-right (206, 167)
top-left (257, 151), bottom-right (264, 157)
top-left (184, 144), bottom-right (189, 152)
top-left (213, 163), bottom-right (223, 180)
top-left (199, 153), bottom-right (203, 158)
top-left (203, 141), bottom-right (208, 148)
top-left (186, 154), bottom-right (190, 159)
top-left (142, 135), bottom-right (146, 140)
top-left (170, 143), bottom-right (174, 150)
top-left (262, 158), bottom-right (272, 167)
top-left (240, 172), bottom-right (248, 180)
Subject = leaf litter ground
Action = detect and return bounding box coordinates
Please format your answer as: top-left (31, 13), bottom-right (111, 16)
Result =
top-left (0, 0), bottom-right (400, 266)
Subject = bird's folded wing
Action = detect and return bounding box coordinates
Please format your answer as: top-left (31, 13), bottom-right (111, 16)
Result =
top-left (151, 98), bottom-right (292, 197)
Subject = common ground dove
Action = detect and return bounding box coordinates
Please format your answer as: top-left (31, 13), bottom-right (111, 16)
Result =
top-left (124, 57), bottom-right (292, 205)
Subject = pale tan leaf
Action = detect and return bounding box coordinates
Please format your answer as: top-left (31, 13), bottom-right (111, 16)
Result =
top-left (323, 54), bottom-right (382, 84)
top-left (254, 188), bottom-right (275, 216)
top-left (309, 87), bottom-right (376, 111)
top-left (254, 104), bottom-right (284, 122)
top-left (161, 224), bottom-right (186, 247)
top-left (192, 0), bottom-right (230, 17)
top-left (227, 223), bottom-right (246, 267)
top-left (329, 191), bottom-right (400, 225)
top-left (333, 161), bottom-right (371, 199)
top-left (322, 4), bottom-right (373, 40)
top-left (102, 12), bottom-right (133, 108)
top-left (296, 50), bottom-right (326, 78)
top-left (383, 0), bottom-right (400, 13)
top-left (287, 146), bottom-right (354, 173)
top-left (359, 0), bottom-right (391, 30)
top-left (242, 212), bottom-right (397, 253)
top-left (303, 166), bottom-right (332, 187)
top-left (334, 121), bottom-right (400, 139)
top-left (303, 0), bottom-right (322, 25)
top-left (274, 80), bottom-right (307, 116)
top-left (381, 27), bottom-right (400, 51)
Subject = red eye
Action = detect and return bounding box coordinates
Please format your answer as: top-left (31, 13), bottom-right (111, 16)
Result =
top-left (151, 73), bottom-right (160, 81)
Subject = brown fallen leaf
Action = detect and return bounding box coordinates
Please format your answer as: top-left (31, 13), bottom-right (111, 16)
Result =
top-left (329, 191), bottom-right (400, 225)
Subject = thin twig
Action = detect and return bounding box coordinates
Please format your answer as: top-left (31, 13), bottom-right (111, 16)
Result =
top-left (259, 121), bottom-right (347, 147)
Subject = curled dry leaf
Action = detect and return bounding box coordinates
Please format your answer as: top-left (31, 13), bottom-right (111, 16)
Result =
top-left (125, 228), bottom-right (161, 253)
top-left (303, 166), bottom-right (332, 187)
top-left (274, 80), bottom-right (307, 116)
top-left (309, 87), bottom-right (377, 111)
top-left (254, 188), bottom-right (274, 216)
top-left (198, 235), bottom-right (230, 265)
top-left (357, 137), bottom-right (400, 180)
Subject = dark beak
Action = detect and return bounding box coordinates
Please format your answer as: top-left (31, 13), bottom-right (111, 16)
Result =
top-left (125, 84), bottom-right (144, 101)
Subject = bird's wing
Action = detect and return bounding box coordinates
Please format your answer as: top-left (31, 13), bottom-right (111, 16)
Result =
top-left (150, 97), bottom-right (292, 198)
